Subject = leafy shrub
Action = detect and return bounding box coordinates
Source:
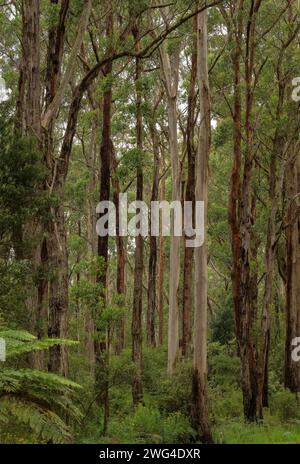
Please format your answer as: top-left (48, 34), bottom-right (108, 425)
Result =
top-left (270, 389), bottom-right (300, 422)
top-left (210, 387), bottom-right (243, 424)
top-left (155, 359), bottom-right (192, 416)
top-left (108, 405), bottom-right (194, 444)
top-left (208, 342), bottom-right (240, 390)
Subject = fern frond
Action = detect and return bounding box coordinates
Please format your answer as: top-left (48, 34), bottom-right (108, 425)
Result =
top-left (4, 337), bottom-right (78, 358)
top-left (0, 327), bottom-right (82, 443)
top-left (0, 397), bottom-right (72, 443)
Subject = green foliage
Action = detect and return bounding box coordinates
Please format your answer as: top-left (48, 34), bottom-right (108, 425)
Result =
top-left (270, 389), bottom-right (300, 423)
top-left (210, 297), bottom-right (235, 345)
top-left (107, 406), bottom-right (195, 444)
top-left (214, 421), bottom-right (300, 444)
top-left (155, 359), bottom-right (193, 417)
top-left (0, 106), bottom-right (46, 232)
top-left (0, 260), bottom-right (32, 327)
top-left (0, 327), bottom-right (82, 443)
top-left (208, 342), bottom-right (240, 390)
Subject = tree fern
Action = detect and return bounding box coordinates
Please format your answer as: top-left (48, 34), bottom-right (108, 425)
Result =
top-left (0, 327), bottom-right (82, 443)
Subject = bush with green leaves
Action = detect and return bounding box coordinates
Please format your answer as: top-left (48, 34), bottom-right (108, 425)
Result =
top-left (107, 405), bottom-right (195, 444)
top-left (269, 389), bottom-right (300, 423)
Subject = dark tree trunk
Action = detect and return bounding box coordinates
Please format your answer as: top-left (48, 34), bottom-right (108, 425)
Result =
top-left (23, 0), bottom-right (41, 137)
top-left (147, 122), bottom-right (160, 347)
top-left (158, 167), bottom-right (165, 346)
top-left (112, 150), bottom-right (126, 354)
top-left (227, 0), bottom-right (265, 423)
top-left (182, 15), bottom-right (197, 358)
top-left (44, 0), bottom-right (70, 375)
top-left (284, 152), bottom-right (300, 392)
top-left (94, 10), bottom-right (113, 435)
top-left (132, 22), bottom-right (144, 406)
top-left (47, 194), bottom-right (69, 375)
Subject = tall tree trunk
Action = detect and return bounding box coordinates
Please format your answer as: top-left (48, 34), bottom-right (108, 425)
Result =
top-left (159, 35), bottom-right (181, 373)
top-left (86, 117), bottom-right (98, 366)
top-left (238, 4), bottom-right (258, 422)
top-left (23, 0), bottom-right (41, 138)
top-left (132, 22), bottom-right (144, 406)
top-left (228, 0), bottom-right (262, 422)
top-left (182, 15), bottom-right (197, 358)
top-left (21, 0), bottom-right (44, 368)
top-left (158, 163), bottom-right (165, 346)
top-left (257, 75), bottom-right (285, 416)
top-left (94, 10), bottom-right (113, 435)
top-left (45, 0), bottom-right (92, 373)
top-left (192, 10), bottom-right (212, 444)
top-left (112, 150), bottom-right (126, 354)
top-left (44, 0), bottom-right (71, 375)
top-left (284, 149), bottom-right (300, 392)
top-left (47, 193), bottom-right (69, 375)
top-left (147, 120), bottom-right (160, 347)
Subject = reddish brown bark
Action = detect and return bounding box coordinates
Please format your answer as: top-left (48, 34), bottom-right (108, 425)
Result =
top-left (158, 167), bottom-right (165, 346)
top-left (147, 119), bottom-right (160, 347)
top-left (132, 22), bottom-right (144, 406)
top-left (94, 10), bottom-right (114, 435)
top-left (182, 15), bottom-right (197, 358)
top-left (284, 151), bottom-right (300, 392)
top-left (112, 151), bottom-right (126, 354)
top-left (228, 0), bottom-right (263, 422)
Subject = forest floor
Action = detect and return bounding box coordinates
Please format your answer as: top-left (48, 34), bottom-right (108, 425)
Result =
top-left (77, 420), bottom-right (300, 445)
top-left (72, 347), bottom-right (300, 445)
top-left (214, 422), bottom-right (300, 444)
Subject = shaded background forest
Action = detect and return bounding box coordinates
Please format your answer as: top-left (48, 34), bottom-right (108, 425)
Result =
top-left (0, 0), bottom-right (300, 444)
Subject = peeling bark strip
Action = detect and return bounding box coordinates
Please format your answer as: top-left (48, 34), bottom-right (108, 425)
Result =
top-left (192, 10), bottom-right (212, 444)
